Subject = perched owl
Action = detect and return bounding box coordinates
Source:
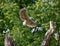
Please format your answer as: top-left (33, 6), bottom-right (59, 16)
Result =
top-left (19, 8), bottom-right (37, 28)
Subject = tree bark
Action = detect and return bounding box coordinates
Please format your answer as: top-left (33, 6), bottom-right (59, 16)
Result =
top-left (4, 33), bottom-right (15, 46)
top-left (41, 21), bottom-right (56, 46)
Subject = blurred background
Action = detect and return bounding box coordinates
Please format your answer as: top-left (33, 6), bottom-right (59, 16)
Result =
top-left (0, 0), bottom-right (60, 46)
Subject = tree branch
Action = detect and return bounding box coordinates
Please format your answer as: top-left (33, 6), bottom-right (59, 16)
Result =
top-left (4, 33), bottom-right (15, 46)
top-left (41, 21), bottom-right (56, 46)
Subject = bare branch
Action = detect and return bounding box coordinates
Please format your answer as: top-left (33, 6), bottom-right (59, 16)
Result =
top-left (41, 21), bottom-right (56, 46)
top-left (4, 33), bottom-right (15, 46)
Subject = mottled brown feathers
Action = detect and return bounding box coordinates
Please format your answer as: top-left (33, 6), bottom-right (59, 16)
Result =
top-left (19, 8), bottom-right (37, 28)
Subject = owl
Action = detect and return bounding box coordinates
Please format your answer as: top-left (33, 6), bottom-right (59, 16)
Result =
top-left (19, 8), bottom-right (37, 28)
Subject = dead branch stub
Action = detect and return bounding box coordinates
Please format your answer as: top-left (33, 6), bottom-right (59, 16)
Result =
top-left (41, 21), bottom-right (56, 46)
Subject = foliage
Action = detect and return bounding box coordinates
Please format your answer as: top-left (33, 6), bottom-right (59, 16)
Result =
top-left (0, 0), bottom-right (60, 46)
top-left (27, 0), bottom-right (60, 46)
top-left (27, 0), bottom-right (59, 29)
top-left (0, 0), bottom-right (36, 8)
top-left (15, 0), bottom-right (36, 8)
top-left (0, 2), bottom-right (19, 33)
top-left (0, 34), bottom-right (4, 46)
